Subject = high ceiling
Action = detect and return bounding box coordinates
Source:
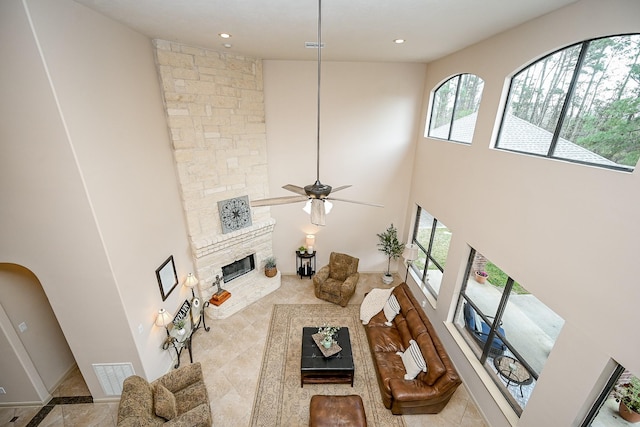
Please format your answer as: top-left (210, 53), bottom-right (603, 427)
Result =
top-left (73, 0), bottom-right (578, 63)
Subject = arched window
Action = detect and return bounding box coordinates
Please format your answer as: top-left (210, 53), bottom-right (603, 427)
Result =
top-left (497, 34), bottom-right (640, 172)
top-left (427, 74), bottom-right (484, 144)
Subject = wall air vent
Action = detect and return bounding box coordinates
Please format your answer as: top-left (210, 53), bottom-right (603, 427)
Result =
top-left (304, 42), bottom-right (325, 48)
top-left (92, 363), bottom-right (134, 395)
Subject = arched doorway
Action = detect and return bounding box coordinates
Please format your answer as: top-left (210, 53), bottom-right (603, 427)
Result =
top-left (0, 263), bottom-right (78, 404)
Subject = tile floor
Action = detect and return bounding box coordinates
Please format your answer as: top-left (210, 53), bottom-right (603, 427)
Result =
top-left (0, 273), bottom-right (488, 427)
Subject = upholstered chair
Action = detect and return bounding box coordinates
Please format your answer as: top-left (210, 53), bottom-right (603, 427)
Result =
top-left (117, 362), bottom-right (211, 426)
top-left (313, 252), bottom-right (360, 306)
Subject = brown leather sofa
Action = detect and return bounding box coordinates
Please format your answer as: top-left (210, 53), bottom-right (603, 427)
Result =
top-left (363, 282), bottom-right (461, 414)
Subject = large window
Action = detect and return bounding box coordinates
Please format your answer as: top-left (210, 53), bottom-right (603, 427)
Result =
top-left (497, 34), bottom-right (640, 172)
top-left (409, 206), bottom-right (451, 299)
top-left (454, 249), bottom-right (564, 415)
top-left (428, 74), bottom-right (484, 144)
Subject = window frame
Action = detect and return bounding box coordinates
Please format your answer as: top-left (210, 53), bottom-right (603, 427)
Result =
top-left (410, 205), bottom-right (450, 299)
top-left (496, 33), bottom-right (640, 173)
top-left (455, 249), bottom-right (544, 416)
top-left (427, 73), bottom-right (484, 144)
top-left (579, 364), bottom-right (625, 426)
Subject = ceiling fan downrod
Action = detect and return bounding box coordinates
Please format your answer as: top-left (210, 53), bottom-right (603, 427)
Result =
top-left (315, 0), bottom-right (322, 184)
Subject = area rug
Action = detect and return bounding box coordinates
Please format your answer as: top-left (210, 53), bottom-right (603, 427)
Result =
top-left (250, 304), bottom-right (406, 427)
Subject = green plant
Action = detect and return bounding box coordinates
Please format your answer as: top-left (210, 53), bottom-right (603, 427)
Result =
top-left (265, 256), bottom-right (277, 269)
top-left (318, 324), bottom-right (340, 343)
top-left (485, 262), bottom-right (529, 295)
top-left (298, 246), bottom-right (306, 252)
top-left (614, 376), bottom-right (640, 414)
top-left (174, 319), bottom-right (186, 330)
top-left (377, 223), bottom-right (405, 276)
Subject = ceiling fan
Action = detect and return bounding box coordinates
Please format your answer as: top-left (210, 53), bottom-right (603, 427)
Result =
top-left (250, 0), bottom-right (383, 226)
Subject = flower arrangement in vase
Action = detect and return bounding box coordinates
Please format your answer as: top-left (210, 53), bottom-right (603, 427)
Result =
top-left (318, 324), bottom-right (340, 348)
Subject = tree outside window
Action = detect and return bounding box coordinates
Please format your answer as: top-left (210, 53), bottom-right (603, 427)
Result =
top-left (497, 34), bottom-right (640, 172)
top-left (428, 74), bottom-right (484, 144)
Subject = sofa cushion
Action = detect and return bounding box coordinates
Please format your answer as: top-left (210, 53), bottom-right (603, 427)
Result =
top-left (405, 309), bottom-right (428, 340)
top-left (396, 339), bottom-right (427, 380)
top-left (414, 333), bottom-right (447, 386)
top-left (154, 383), bottom-right (177, 420)
top-left (372, 351), bottom-right (406, 401)
top-left (366, 325), bottom-right (403, 353)
top-left (117, 375), bottom-right (156, 424)
top-left (174, 381), bottom-right (209, 415)
top-left (383, 294), bottom-right (401, 326)
top-left (360, 287), bottom-right (395, 324)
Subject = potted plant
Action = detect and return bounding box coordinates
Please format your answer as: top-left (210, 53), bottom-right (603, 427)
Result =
top-left (174, 319), bottom-right (187, 336)
top-left (613, 376), bottom-right (640, 423)
top-left (298, 246), bottom-right (306, 254)
top-left (377, 223), bottom-right (405, 285)
top-left (264, 256), bottom-right (277, 278)
top-left (318, 324), bottom-right (340, 349)
top-left (474, 270), bottom-right (489, 284)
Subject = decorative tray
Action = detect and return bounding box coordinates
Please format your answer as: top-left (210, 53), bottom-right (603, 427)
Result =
top-left (312, 333), bottom-right (342, 358)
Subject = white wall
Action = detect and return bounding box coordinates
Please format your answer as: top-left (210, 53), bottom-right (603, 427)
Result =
top-left (0, 0), bottom-right (192, 401)
top-left (408, 0), bottom-right (640, 425)
top-left (0, 265), bottom-right (75, 401)
top-left (263, 61), bottom-right (426, 273)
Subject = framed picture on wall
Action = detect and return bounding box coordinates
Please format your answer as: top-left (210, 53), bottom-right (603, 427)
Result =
top-left (156, 255), bottom-right (178, 301)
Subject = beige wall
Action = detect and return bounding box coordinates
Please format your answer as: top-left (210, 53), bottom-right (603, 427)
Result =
top-left (1, 0), bottom-right (638, 424)
top-left (0, 265), bottom-right (74, 400)
top-left (0, 0), bottom-right (192, 402)
top-left (407, 0), bottom-right (640, 425)
top-left (263, 60), bottom-right (426, 272)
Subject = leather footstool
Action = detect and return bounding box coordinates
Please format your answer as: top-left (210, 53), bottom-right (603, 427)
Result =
top-left (309, 394), bottom-right (367, 427)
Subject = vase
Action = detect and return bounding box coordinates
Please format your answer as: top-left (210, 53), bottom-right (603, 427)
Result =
top-left (382, 274), bottom-right (393, 285)
top-left (265, 267), bottom-right (277, 278)
top-left (177, 328), bottom-right (186, 336)
top-left (619, 401), bottom-right (640, 423)
top-left (474, 271), bottom-right (487, 284)
top-left (322, 337), bottom-right (332, 349)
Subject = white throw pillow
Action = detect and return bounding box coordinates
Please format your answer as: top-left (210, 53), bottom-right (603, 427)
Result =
top-left (383, 294), bottom-right (401, 326)
top-left (396, 339), bottom-right (427, 380)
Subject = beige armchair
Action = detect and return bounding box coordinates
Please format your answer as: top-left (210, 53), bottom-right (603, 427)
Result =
top-left (313, 252), bottom-right (360, 306)
top-left (117, 362), bottom-right (211, 426)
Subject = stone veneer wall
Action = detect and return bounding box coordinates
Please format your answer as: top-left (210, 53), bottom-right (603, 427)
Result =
top-left (153, 40), bottom-right (278, 317)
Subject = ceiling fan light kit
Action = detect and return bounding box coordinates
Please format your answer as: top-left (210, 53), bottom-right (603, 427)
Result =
top-left (250, 0), bottom-right (382, 225)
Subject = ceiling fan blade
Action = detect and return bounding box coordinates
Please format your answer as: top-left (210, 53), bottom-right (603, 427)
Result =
top-left (329, 197), bottom-right (384, 208)
top-left (251, 195), bottom-right (307, 207)
top-left (282, 184), bottom-right (307, 196)
top-left (330, 185), bottom-right (352, 193)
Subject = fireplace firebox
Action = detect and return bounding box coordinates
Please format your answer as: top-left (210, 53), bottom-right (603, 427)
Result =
top-left (222, 254), bottom-right (255, 283)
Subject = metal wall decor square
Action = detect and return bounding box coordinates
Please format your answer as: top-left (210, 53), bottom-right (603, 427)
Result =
top-left (218, 195), bottom-right (252, 234)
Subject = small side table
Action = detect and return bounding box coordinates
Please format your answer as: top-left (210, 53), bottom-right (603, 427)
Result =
top-left (296, 251), bottom-right (316, 279)
top-left (162, 298), bottom-right (210, 369)
top-left (493, 355), bottom-right (533, 397)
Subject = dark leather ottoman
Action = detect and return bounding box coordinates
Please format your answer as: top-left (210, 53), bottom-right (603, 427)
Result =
top-left (309, 395), bottom-right (367, 427)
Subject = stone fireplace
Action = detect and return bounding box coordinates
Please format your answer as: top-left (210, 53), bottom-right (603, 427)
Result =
top-left (192, 219), bottom-right (279, 319)
top-left (153, 40), bottom-right (280, 319)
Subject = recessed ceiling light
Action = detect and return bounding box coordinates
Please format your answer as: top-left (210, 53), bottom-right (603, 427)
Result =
top-left (223, 43), bottom-right (232, 49)
top-left (393, 39), bottom-right (405, 44)
top-left (219, 33), bottom-right (231, 39)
